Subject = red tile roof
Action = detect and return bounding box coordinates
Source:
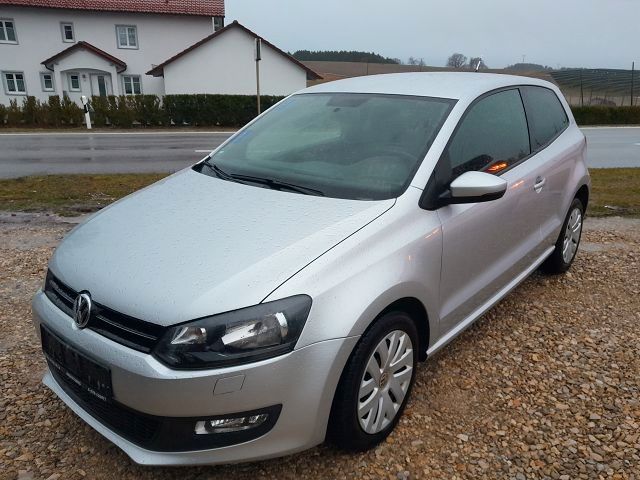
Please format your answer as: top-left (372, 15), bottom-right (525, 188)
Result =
top-left (0, 0), bottom-right (224, 17)
top-left (42, 41), bottom-right (127, 73)
top-left (147, 21), bottom-right (322, 80)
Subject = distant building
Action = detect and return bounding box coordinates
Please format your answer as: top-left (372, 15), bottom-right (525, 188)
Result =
top-left (147, 21), bottom-right (321, 96)
top-left (0, 0), bottom-right (225, 105)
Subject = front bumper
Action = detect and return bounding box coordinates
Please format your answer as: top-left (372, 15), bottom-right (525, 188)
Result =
top-left (33, 291), bottom-right (358, 465)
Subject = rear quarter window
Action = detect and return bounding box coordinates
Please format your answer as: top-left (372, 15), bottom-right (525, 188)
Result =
top-left (521, 86), bottom-right (569, 150)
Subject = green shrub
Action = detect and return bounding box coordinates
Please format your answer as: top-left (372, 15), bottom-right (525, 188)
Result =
top-left (163, 94), bottom-right (284, 127)
top-left (0, 104), bottom-right (6, 127)
top-left (90, 95), bottom-right (110, 127)
top-left (6, 99), bottom-right (22, 127)
top-left (47, 95), bottom-right (62, 127)
top-left (21, 96), bottom-right (40, 126)
top-left (60, 94), bottom-right (83, 126)
top-left (128, 94), bottom-right (165, 126)
top-left (571, 106), bottom-right (640, 125)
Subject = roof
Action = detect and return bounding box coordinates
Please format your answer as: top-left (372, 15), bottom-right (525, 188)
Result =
top-left (302, 72), bottom-right (556, 102)
top-left (42, 41), bottom-right (127, 73)
top-left (146, 21), bottom-right (322, 80)
top-left (0, 0), bottom-right (224, 17)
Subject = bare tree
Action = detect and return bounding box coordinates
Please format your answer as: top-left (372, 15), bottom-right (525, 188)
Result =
top-left (446, 53), bottom-right (467, 69)
top-left (408, 56), bottom-right (426, 67)
top-left (468, 57), bottom-right (488, 70)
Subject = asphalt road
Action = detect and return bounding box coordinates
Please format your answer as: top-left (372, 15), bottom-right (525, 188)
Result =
top-left (0, 127), bottom-right (638, 179)
top-left (0, 131), bottom-right (231, 179)
top-left (581, 127), bottom-right (640, 168)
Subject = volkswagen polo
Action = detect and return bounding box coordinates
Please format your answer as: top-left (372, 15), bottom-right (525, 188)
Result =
top-left (32, 73), bottom-right (589, 465)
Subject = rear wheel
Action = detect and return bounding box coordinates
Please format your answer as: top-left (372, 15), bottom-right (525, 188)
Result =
top-left (328, 311), bottom-right (418, 451)
top-left (541, 198), bottom-right (584, 274)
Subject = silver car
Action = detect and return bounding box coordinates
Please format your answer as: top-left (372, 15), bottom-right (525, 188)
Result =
top-left (32, 73), bottom-right (589, 465)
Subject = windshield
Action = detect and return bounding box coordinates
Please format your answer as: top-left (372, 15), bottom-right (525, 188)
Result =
top-left (198, 93), bottom-right (455, 200)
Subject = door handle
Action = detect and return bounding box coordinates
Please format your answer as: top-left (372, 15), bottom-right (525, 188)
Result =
top-left (534, 176), bottom-right (546, 193)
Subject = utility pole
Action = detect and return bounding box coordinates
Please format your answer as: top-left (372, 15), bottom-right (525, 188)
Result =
top-left (580, 69), bottom-right (584, 107)
top-left (631, 61), bottom-right (635, 107)
top-left (255, 38), bottom-right (262, 114)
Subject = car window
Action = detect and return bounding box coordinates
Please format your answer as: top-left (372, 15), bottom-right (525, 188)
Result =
top-left (204, 93), bottom-right (455, 200)
top-left (445, 89), bottom-right (530, 180)
top-left (520, 86), bottom-right (569, 150)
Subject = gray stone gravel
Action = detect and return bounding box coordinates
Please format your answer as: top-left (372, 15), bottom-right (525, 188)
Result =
top-left (1, 214), bottom-right (639, 480)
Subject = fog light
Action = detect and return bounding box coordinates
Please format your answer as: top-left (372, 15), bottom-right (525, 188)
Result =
top-left (195, 413), bottom-right (269, 434)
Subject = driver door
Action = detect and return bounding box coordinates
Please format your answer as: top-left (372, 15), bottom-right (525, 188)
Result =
top-left (434, 88), bottom-right (544, 335)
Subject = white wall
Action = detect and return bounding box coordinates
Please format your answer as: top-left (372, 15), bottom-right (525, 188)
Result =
top-left (163, 27), bottom-right (308, 96)
top-left (0, 6), bottom-right (214, 105)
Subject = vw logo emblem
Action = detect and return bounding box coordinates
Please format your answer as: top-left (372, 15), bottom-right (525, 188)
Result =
top-left (73, 292), bottom-right (92, 329)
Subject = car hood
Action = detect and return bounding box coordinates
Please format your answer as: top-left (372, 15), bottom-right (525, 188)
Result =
top-left (50, 169), bottom-right (394, 326)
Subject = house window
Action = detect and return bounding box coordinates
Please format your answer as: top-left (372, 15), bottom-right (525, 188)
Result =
top-left (213, 16), bottom-right (224, 31)
top-left (3, 72), bottom-right (26, 94)
top-left (122, 75), bottom-right (142, 95)
top-left (40, 72), bottom-right (55, 92)
top-left (61, 22), bottom-right (75, 42)
top-left (0, 19), bottom-right (18, 44)
top-left (116, 25), bottom-right (138, 49)
top-left (68, 73), bottom-right (81, 92)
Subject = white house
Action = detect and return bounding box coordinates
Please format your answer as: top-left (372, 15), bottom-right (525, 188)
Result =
top-left (0, 0), bottom-right (225, 105)
top-left (147, 21), bottom-right (321, 96)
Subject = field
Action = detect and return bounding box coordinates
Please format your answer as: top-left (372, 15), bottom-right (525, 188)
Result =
top-left (0, 169), bottom-right (637, 217)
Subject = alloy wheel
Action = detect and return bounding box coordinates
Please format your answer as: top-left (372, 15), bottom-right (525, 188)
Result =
top-left (562, 207), bottom-right (582, 264)
top-left (358, 330), bottom-right (414, 434)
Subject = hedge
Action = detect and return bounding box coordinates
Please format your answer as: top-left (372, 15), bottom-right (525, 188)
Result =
top-left (0, 95), bottom-right (84, 127)
top-left (571, 106), bottom-right (640, 125)
top-left (0, 94), bottom-right (285, 128)
top-left (2, 95), bottom-right (640, 128)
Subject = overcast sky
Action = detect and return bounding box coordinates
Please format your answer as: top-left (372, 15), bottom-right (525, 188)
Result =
top-left (227, 0), bottom-right (638, 69)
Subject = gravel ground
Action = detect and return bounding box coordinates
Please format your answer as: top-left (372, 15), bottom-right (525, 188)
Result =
top-left (1, 212), bottom-right (639, 480)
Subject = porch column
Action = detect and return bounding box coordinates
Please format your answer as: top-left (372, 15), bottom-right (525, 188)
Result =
top-left (110, 65), bottom-right (120, 96)
top-left (53, 66), bottom-right (64, 98)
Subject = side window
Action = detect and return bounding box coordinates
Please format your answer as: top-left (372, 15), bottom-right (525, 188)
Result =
top-left (445, 89), bottom-right (530, 180)
top-left (520, 86), bottom-right (569, 150)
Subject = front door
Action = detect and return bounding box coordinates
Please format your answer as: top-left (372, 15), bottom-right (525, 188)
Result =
top-left (90, 74), bottom-right (112, 97)
top-left (434, 89), bottom-right (543, 334)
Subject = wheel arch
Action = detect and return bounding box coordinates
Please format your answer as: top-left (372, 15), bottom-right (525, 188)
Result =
top-left (575, 184), bottom-right (589, 214)
top-left (378, 297), bottom-right (430, 361)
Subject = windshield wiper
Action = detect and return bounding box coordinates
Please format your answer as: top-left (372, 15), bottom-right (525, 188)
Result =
top-left (230, 174), bottom-right (326, 197)
top-left (200, 158), bottom-right (325, 196)
top-left (201, 158), bottom-right (248, 185)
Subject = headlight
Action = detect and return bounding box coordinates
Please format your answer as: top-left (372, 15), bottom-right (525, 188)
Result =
top-left (153, 295), bottom-right (312, 369)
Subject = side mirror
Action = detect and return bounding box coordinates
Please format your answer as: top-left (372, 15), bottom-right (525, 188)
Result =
top-left (441, 171), bottom-right (507, 205)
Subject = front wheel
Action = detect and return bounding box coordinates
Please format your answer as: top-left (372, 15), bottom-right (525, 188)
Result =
top-left (328, 311), bottom-right (418, 451)
top-left (541, 198), bottom-right (584, 274)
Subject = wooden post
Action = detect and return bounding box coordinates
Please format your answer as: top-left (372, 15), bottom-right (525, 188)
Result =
top-left (631, 61), bottom-right (635, 107)
top-left (255, 38), bottom-right (262, 115)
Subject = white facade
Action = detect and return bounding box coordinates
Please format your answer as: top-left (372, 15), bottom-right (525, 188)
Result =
top-left (160, 25), bottom-right (310, 96)
top-left (0, 6), bottom-right (218, 105)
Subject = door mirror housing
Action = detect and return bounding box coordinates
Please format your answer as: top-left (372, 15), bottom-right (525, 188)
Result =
top-left (440, 171), bottom-right (508, 205)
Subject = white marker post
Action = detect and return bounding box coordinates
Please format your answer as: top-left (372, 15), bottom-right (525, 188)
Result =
top-left (81, 95), bottom-right (92, 130)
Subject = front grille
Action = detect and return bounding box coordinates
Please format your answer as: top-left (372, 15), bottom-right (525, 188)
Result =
top-left (44, 271), bottom-right (166, 353)
top-left (50, 366), bottom-right (160, 445)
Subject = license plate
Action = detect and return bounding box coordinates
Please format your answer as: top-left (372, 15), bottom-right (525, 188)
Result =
top-left (41, 326), bottom-right (113, 402)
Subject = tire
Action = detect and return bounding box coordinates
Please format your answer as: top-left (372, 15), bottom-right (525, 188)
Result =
top-left (541, 197), bottom-right (584, 274)
top-left (327, 311), bottom-right (418, 451)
